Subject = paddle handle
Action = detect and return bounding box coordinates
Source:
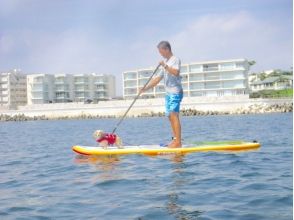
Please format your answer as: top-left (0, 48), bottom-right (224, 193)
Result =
top-left (112, 64), bottom-right (161, 134)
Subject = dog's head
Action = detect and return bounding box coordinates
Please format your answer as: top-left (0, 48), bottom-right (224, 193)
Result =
top-left (93, 130), bottom-right (104, 140)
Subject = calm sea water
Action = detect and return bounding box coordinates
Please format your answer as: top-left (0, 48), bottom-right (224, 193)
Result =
top-left (0, 113), bottom-right (292, 220)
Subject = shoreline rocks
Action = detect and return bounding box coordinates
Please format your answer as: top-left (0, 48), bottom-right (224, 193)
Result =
top-left (0, 102), bottom-right (292, 122)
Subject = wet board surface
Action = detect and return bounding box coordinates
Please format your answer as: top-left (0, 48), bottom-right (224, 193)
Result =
top-left (72, 141), bottom-right (261, 156)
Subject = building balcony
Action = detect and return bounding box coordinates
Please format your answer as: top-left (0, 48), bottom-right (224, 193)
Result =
top-left (180, 65), bottom-right (189, 73)
top-left (123, 72), bottom-right (137, 79)
top-left (124, 78), bottom-right (137, 81)
top-left (74, 92), bottom-right (89, 98)
top-left (189, 77), bottom-right (246, 83)
top-left (32, 80), bottom-right (44, 84)
top-left (55, 85), bottom-right (69, 91)
top-left (55, 88), bottom-right (69, 92)
top-left (74, 81), bottom-right (89, 84)
top-left (31, 97), bottom-right (44, 100)
top-left (138, 76), bottom-right (152, 79)
top-left (141, 91), bottom-right (154, 94)
top-left (95, 90), bottom-right (107, 94)
top-left (31, 89), bottom-right (47, 93)
top-left (189, 86), bottom-right (246, 92)
top-left (189, 68), bottom-right (245, 74)
top-left (203, 67), bottom-right (219, 72)
top-left (95, 89), bottom-right (106, 92)
top-left (55, 81), bottom-right (66, 84)
top-left (95, 95), bottom-right (107, 99)
top-left (75, 95), bottom-right (87, 99)
top-left (124, 85), bottom-right (137, 89)
top-left (154, 91), bottom-right (165, 94)
top-left (74, 88), bottom-right (89, 91)
top-left (123, 93), bottom-right (136, 96)
top-left (219, 67), bottom-right (245, 71)
top-left (94, 81), bottom-right (106, 85)
top-left (56, 96), bottom-right (70, 99)
top-left (138, 72), bottom-right (152, 78)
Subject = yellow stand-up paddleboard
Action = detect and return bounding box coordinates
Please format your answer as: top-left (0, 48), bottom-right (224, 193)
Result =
top-left (72, 141), bottom-right (261, 156)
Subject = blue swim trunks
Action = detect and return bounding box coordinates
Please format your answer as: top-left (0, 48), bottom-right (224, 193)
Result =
top-left (165, 92), bottom-right (183, 116)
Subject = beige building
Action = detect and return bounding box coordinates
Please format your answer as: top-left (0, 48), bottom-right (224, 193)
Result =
top-left (250, 76), bottom-right (293, 91)
top-left (27, 74), bottom-right (55, 105)
top-left (123, 58), bottom-right (250, 99)
top-left (27, 73), bottom-right (116, 105)
top-left (0, 69), bottom-right (27, 109)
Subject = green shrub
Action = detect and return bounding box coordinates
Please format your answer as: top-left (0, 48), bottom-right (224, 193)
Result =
top-left (250, 89), bottom-right (293, 98)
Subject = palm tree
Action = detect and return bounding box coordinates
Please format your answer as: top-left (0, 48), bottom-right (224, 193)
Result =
top-left (248, 60), bottom-right (256, 66)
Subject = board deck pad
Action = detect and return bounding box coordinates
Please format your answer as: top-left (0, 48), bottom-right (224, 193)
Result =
top-left (72, 140), bottom-right (260, 156)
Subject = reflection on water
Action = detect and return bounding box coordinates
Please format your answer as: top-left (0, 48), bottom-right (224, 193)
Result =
top-left (74, 155), bottom-right (120, 168)
top-left (167, 156), bottom-right (203, 220)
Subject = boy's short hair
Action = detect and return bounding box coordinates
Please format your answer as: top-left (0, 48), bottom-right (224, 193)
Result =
top-left (157, 41), bottom-right (171, 51)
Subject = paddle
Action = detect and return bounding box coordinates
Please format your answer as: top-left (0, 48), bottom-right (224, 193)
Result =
top-left (112, 64), bottom-right (161, 134)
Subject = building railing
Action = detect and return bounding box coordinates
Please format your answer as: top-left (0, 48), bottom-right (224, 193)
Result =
top-left (74, 79), bottom-right (89, 83)
top-left (94, 81), bottom-right (106, 84)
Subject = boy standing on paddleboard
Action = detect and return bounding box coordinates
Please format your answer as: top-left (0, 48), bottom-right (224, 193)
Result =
top-left (140, 41), bottom-right (183, 148)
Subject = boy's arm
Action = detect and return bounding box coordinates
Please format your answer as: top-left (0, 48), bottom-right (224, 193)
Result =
top-left (159, 61), bottom-right (179, 76)
top-left (165, 65), bottom-right (180, 76)
top-left (139, 76), bottom-right (162, 94)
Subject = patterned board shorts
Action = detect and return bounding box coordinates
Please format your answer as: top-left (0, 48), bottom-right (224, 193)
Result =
top-left (165, 92), bottom-right (183, 116)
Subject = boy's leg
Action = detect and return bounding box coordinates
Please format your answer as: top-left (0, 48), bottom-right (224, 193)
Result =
top-left (167, 93), bottom-right (183, 148)
top-left (168, 112), bottom-right (182, 148)
top-left (166, 94), bottom-right (176, 141)
top-left (169, 115), bottom-right (176, 139)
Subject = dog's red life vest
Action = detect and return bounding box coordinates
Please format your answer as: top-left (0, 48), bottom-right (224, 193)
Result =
top-left (96, 133), bottom-right (117, 145)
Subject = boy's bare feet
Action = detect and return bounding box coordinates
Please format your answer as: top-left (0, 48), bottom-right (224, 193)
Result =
top-left (167, 141), bottom-right (182, 148)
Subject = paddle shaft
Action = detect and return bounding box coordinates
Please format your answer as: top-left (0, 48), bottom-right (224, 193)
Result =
top-left (112, 64), bottom-right (161, 134)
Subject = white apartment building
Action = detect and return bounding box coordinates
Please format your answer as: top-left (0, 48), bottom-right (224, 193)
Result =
top-left (123, 59), bottom-right (250, 99)
top-left (0, 69), bottom-right (27, 109)
top-left (27, 73), bottom-right (115, 105)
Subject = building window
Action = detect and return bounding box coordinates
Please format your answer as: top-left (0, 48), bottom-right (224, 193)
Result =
top-left (223, 80), bottom-right (244, 88)
top-left (124, 72), bottom-right (137, 80)
top-left (181, 74), bottom-right (188, 82)
top-left (190, 82), bottom-right (204, 90)
top-left (155, 85), bottom-right (165, 92)
top-left (189, 73), bottom-right (204, 81)
top-left (138, 71), bottom-right (152, 78)
top-left (217, 91), bottom-right (224, 96)
top-left (190, 64), bottom-right (202, 73)
top-left (219, 62), bottom-right (235, 70)
top-left (203, 64), bottom-right (218, 72)
top-left (155, 93), bottom-right (165, 98)
top-left (206, 91), bottom-right (217, 96)
top-left (235, 62), bottom-right (245, 69)
top-left (124, 81), bottom-right (136, 88)
top-left (190, 91), bottom-right (203, 97)
top-left (205, 82), bottom-right (221, 89)
top-left (124, 88), bottom-right (137, 95)
top-left (139, 79), bottom-right (148, 87)
top-left (182, 83), bottom-right (188, 90)
top-left (205, 73), bottom-right (220, 80)
top-left (180, 65), bottom-right (188, 73)
top-left (221, 71), bottom-right (244, 79)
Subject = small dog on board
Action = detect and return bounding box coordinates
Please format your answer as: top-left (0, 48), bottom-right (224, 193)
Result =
top-left (92, 130), bottom-right (123, 149)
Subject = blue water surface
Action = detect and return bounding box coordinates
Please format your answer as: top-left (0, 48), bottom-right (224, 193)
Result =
top-left (0, 113), bottom-right (292, 220)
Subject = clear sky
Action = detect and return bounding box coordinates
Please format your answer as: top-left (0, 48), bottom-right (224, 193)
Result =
top-left (0, 0), bottom-right (292, 95)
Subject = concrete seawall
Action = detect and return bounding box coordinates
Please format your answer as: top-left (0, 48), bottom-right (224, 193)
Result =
top-left (0, 95), bottom-right (292, 121)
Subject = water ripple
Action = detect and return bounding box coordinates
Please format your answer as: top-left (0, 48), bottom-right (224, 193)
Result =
top-left (0, 113), bottom-right (292, 219)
